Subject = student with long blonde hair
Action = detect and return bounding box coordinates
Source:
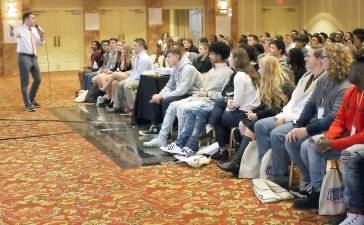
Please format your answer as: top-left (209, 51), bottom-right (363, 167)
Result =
top-left (218, 55), bottom-right (295, 174)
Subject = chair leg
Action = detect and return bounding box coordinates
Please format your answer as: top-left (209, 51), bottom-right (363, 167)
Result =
top-left (289, 161), bottom-right (294, 189)
top-left (228, 127), bottom-right (238, 158)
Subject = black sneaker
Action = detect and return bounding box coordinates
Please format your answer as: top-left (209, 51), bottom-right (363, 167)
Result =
top-left (139, 126), bottom-right (160, 136)
top-left (212, 148), bottom-right (229, 161)
top-left (31, 101), bottom-right (41, 108)
top-left (25, 105), bottom-right (36, 112)
top-left (293, 191), bottom-right (320, 209)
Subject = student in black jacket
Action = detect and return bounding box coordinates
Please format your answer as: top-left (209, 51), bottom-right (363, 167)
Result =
top-left (193, 42), bottom-right (212, 73)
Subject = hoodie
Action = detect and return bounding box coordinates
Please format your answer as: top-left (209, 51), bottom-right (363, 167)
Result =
top-left (159, 55), bottom-right (202, 99)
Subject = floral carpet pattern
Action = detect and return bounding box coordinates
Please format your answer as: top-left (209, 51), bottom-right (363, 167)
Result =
top-left (0, 73), bottom-right (333, 224)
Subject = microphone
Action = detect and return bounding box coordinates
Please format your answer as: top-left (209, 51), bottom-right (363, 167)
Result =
top-left (35, 25), bottom-right (44, 35)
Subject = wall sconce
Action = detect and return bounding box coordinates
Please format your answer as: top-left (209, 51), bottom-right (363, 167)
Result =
top-left (219, 0), bottom-right (228, 14)
top-left (6, 1), bottom-right (18, 18)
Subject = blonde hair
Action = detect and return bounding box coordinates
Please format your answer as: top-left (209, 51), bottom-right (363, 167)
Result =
top-left (324, 43), bottom-right (353, 81)
top-left (259, 55), bottom-right (291, 110)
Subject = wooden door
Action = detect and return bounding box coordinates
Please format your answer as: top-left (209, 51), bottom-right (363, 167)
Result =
top-left (33, 10), bottom-right (59, 71)
top-left (120, 8), bottom-right (147, 45)
top-left (99, 10), bottom-right (122, 41)
top-left (57, 10), bottom-right (84, 71)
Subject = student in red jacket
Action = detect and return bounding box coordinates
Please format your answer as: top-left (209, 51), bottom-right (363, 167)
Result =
top-left (317, 49), bottom-right (364, 225)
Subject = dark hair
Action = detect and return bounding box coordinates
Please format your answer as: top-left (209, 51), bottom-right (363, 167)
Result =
top-left (311, 34), bottom-right (323, 44)
top-left (345, 32), bottom-right (354, 40)
top-left (240, 43), bottom-right (257, 62)
top-left (248, 34), bottom-right (259, 42)
top-left (353, 28), bottom-right (364, 43)
top-left (301, 29), bottom-right (308, 35)
top-left (253, 43), bottom-right (264, 56)
top-left (320, 32), bottom-right (328, 40)
top-left (109, 38), bottom-right (118, 43)
top-left (134, 38), bottom-right (148, 50)
top-left (275, 35), bottom-right (284, 41)
top-left (209, 41), bottom-right (231, 60)
top-left (291, 30), bottom-right (299, 36)
top-left (297, 34), bottom-right (309, 45)
top-left (210, 35), bottom-right (218, 43)
top-left (92, 41), bottom-right (101, 50)
top-left (22, 12), bottom-right (33, 23)
top-left (265, 32), bottom-right (271, 38)
top-left (288, 48), bottom-right (306, 71)
top-left (166, 47), bottom-right (183, 58)
top-left (218, 34), bottom-right (225, 38)
top-left (199, 37), bottom-right (209, 44)
top-left (238, 35), bottom-right (248, 45)
top-left (329, 32), bottom-right (337, 42)
top-left (271, 39), bottom-right (286, 55)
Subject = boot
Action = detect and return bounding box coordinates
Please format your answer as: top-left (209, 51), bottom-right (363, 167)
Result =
top-left (293, 191), bottom-right (320, 209)
top-left (217, 136), bottom-right (251, 177)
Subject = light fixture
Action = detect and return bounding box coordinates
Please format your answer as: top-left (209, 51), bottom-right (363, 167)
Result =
top-left (6, 1), bottom-right (18, 18)
top-left (219, 0), bottom-right (228, 14)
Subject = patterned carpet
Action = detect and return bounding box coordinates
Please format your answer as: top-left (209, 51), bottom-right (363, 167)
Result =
top-left (0, 73), bottom-right (334, 224)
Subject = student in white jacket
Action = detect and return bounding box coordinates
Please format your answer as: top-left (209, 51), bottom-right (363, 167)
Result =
top-left (254, 45), bottom-right (325, 190)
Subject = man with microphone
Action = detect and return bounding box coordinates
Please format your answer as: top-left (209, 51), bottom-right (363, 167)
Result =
top-left (9, 12), bottom-right (45, 112)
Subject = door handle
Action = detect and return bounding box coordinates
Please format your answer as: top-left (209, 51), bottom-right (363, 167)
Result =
top-left (58, 36), bottom-right (61, 47)
top-left (54, 36), bottom-right (56, 47)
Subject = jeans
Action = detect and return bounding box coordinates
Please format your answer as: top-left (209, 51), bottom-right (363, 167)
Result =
top-left (18, 54), bottom-right (41, 107)
top-left (215, 109), bottom-right (245, 148)
top-left (340, 144), bottom-right (364, 212)
top-left (207, 98), bottom-right (227, 129)
top-left (84, 71), bottom-right (98, 90)
top-left (157, 98), bottom-right (192, 141)
top-left (285, 133), bottom-right (310, 182)
top-left (150, 94), bottom-right (190, 125)
top-left (300, 134), bottom-right (341, 192)
top-left (254, 117), bottom-right (293, 177)
top-left (175, 102), bottom-right (213, 151)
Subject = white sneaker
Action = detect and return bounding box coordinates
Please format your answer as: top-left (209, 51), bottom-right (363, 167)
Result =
top-left (143, 138), bottom-right (167, 148)
top-left (96, 96), bottom-right (106, 106)
top-left (174, 147), bottom-right (196, 161)
top-left (160, 142), bottom-right (183, 154)
top-left (340, 213), bottom-right (364, 225)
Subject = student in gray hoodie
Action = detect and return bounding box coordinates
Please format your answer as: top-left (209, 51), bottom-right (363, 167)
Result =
top-left (144, 42), bottom-right (233, 148)
top-left (140, 47), bottom-right (202, 136)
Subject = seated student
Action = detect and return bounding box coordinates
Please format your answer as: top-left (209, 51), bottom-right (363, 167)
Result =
top-left (192, 42), bottom-right (212, 73)
top-left (184, 38), bottom-right (199, 54)
top-left (254, 46), bottom-right (326, 191)
top-left (83, 40), bottom-right (109, 90)
top-left (107, 38), bottom-right (152, 113)
top-left (310, 34), bottom-right (323, 46)
top-left (161, 48), bottom-right (252, 160)
top-left (247, 34), bottom-right (259, 47)
top-left (268, 39), bottom-right (294, 80)
top-left (91, 38), bottom-right (120, 89)
top-left (333, 49), bottom-right (364, 225)
top-left (77, 41), bottom-right (103, 91)
top-left (158, 37), bottom-right (174, 67)
top-left (139, 47), bottom-right (201, 136)
top-left (218, 55), bottom-right (294, 174)
top-left (98, 44), bottom-right (132, 108)
top-left (288, 48), bottom-right (307, 84)
top-left (353, 28), bottom-right (364, 50)
top-left (296, 34), bottom-right (310, 57)
top-left (284, 43), bottom-right (351, 205)
top-left (143, 42), bottom-right (232, 148)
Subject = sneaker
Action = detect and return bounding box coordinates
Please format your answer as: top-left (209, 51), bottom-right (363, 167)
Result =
top-left (97, 96), bottom-right (109, 107)
top-left (160, 142), bottom-right (183, 154)
top-left (340, 213), bottom-right (364, 225)
top-left (25, 105), bottom-right (36, 112)
top-left (211, 148), bottom-right (229, 161)
top-left (293, 191), bottom-right (320, 209)
top-left (139, 126), bottom-right (160, 136)
top-left (31, 100), bottom-right (41, 108)
top-left (290, 181), bottom-right (312, 199)
top-left (174, 147), bottom-right (196, 161)
top-left (143, 138), bottom-right (167, 148)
